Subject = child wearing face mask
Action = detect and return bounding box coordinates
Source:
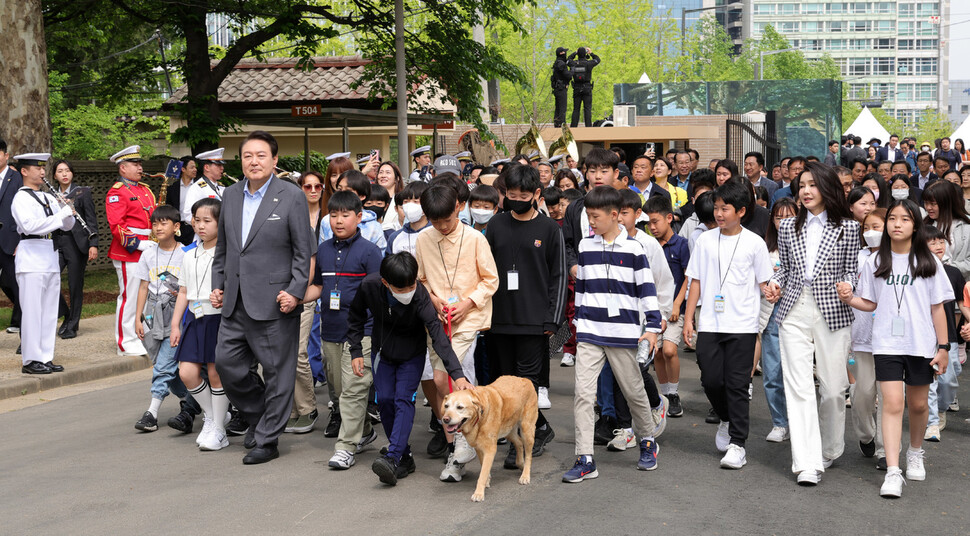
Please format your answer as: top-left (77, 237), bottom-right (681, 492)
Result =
top-left (468, 184), bottom-right (500, 233)
top-left (388, 182), bottom-right (431, 257)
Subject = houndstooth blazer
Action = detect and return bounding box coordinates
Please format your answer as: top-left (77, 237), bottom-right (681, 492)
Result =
top-left (769, 216), bottom-right (860, 331)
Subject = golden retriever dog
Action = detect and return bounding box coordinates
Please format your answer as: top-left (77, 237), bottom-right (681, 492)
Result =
top-left (441, 375), bottom-right (538, 502)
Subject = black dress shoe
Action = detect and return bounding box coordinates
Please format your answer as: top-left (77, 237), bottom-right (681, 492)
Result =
top-left (244, 426), bottom-right (257, 449)
top-left (47, 362), bottom-right (64, 372)
top-left (243, 445), bottom-right (279, 465)
top-left (22, 361), bottom-right (51, 374)
top-left (705, 407), bottom-right (720, 424)
top-left (57, 324), bottom-right (66, 336)
top-left (16, 345), bottom-right (21, 355)
top-left (59, 329), bottom-right (77, 340)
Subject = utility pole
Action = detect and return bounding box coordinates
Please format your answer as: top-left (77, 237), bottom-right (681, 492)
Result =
top-left (395, 0), bottom-right (409, 175)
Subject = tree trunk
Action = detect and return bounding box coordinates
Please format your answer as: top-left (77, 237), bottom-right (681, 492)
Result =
top-left (0, 0), bottom-right (51, 152)
top-left (181, 8), bottom-right (218, 155)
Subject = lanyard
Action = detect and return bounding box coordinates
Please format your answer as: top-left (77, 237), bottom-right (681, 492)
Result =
top-left (25, 189), bottom-right (53, 216)
top-left (717, 231), bottom-right (741, 292)
top-left (602, 236), bottom-right (618, 293)
top-left (437, 224), bottom-right (464, 298)
top-left (194, 246), bottom-right (214, 299)
top-left (890, 264), bottom-right (910, 315)
top-left (155, 246), bottom-right (176, 285)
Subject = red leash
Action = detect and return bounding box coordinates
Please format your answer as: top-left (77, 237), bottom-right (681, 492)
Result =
top-left (445, 307), bottom-right (454, 393)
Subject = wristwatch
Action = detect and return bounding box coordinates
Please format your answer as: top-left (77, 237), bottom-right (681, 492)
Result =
top-left (938, 344), bottom-right (949, 350)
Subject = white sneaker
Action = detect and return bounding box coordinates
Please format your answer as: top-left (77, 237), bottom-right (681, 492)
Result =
top-left (328, 449), bottom-right (356, 470)
top-left (560, 353), bottom-right (575, 367)
top-left (766, 426), bottom-right (790, 443)
top-left (797, 470), bottom-right (820, 486)
top-left (199, 428), bottom-right (229, 451)
top-left (748, 383), bottom-right (753, 400)
top-left (715, 421), bottom-right (730, 452)
top-left (720, 444), bottom-right (747, 469)
top-left (939, 412), bottom-right (947, 431)
top-left (439, 452), bottom-right (466, 482)
top-left (949, 396), bottom-right (959, 412)
top-left (651, 394), bottom-right (669, 438)
top-left (822, 457), bottom-right (834, 469)
top-left (924, 424), bottom-right (941, 442)
top-left (905, 448), bottom-right (926, 481)
top-left (196, 416), bottom-right (213, 447)
top-left (880, 468), bottom-right (905, 498)
top-left (606, 429), bottom-right (636, 451)
top-left (452, 432), bottom-right (477, 464)
top-left (538, 387), bottom-right (551, 410)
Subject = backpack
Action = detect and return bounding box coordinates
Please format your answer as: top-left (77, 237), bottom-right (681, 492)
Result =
top-left (572, 62), bottom-right (589, 84)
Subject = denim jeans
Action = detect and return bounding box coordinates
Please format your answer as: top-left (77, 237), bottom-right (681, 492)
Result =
top-left (307, 306), bottom-right (326, 384)
top-left (150, 336), bottom-right (189, 401)
top-left (597, 360), bottom-right (616, 418)
top-left (927, 342), bottom-right (962, 426)
top-left (761, 304), bottom-right (789, 428)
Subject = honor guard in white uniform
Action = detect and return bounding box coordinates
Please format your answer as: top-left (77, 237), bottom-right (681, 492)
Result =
top-left (106, 145), bottom-right (156, 356)
top-left (181, 148), bottom-right (226, 225)
top-left (11, 153), bottom-right (75, 374)
top-left (408, 145), bottom-right (432, 183)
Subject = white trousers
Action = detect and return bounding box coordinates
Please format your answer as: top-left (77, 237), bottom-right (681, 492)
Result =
top-left (850, 351), bottom-right (884, 454)
top-left (113, 260), bottom-right (147, 356)
top-left (17, 272), bottom-right (59, 365)
top-left (779, 289), bottom-right (851, 474)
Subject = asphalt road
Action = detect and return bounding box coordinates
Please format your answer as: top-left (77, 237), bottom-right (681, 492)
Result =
top-left (2, 359), bottom-right (969, 535)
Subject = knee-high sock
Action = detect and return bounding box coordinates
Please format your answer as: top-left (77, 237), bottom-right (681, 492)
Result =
top-left (211, 387), bottom-right (229, 432)
top-left (188, 379), bottom-right (213, 420)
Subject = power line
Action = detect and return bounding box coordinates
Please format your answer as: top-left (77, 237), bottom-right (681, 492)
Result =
top-left (50, 31), bottom-right (159, 69)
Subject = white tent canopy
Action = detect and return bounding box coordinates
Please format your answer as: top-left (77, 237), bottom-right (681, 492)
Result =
top-left (638, 72), bottom-right (651, 83)
top-left (952, 114), bottom-right (970, 142)
top-left (844, 106), bottom-right (891, 144)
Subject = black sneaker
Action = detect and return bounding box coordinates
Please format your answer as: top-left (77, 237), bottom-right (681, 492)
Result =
top-left (876, 457), bottom-right (887, 471)
top-left (367, 403), bottom-right (381, 425)
top-left (667, 394), bottom-right (684, 418)
top-left (705, 407), bottom-right (720, 424)
top-left (324, 409), bottom-right (341, 438)
top-left (167, 401), bottom-right (196, 434)
top-left (860, 439), bottom-right (876, 458)
top-left (225, 409), bottom-right (249, 436)
top-left (503, 444), bottom-right (518, 470)
top-left (532, 425), bottom-right (555, 457)
top-left (397, 452), bottom-right (416, 479)
top-left (428, 414), bottom-right (442, 433)
top-left (373, 455), bottom-right (400, 486)
top-left (135, 411), bottom-right (158, 432)
top-left (594, 416), bottom-right (616, 445)
top-left (427, 427), bottom-right (448, 458)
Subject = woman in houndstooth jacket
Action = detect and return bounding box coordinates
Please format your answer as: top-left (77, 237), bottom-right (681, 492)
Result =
top-left (764, 162), bottom-right (860, 487)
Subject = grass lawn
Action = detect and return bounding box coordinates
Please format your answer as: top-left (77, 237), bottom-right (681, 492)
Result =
top-left (0, 268), bottom-right (119, 330)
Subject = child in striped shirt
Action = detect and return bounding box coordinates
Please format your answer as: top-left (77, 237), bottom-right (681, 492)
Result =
top-left (563, 186), bottom-right (663, 483)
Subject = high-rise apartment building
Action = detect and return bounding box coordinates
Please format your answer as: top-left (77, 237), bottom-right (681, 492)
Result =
top-left (740, 1), bottom-right (951, 126)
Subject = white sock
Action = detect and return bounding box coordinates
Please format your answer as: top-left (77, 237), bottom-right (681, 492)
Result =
top-left (148, 398), bottom-right (163, 418)
top-left (670, 382), bottom-right (679, 395)
top-left (188, 380), bottom-right (213, 421)
top-left (641, 435), bottom-right (654, 443)
top-left (210, 387), bottom-right (230, 433)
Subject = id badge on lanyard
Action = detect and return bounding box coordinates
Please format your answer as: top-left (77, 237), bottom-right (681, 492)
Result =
top-left (330, 290), bottom-right (341, 310)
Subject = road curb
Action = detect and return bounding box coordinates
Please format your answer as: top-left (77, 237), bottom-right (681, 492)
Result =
top-left (0, 356), bottom-right (152, 400)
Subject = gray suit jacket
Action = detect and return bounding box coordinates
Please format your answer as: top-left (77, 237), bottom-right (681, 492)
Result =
top-left (212, 175), bottom-right (313, 321)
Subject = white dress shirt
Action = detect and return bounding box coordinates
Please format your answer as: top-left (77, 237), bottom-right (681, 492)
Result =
top-left (803, 210), bottom-right (827, 285)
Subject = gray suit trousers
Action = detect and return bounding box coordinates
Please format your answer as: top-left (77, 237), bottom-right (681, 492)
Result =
top-left (216, 293), bottom-right (300, 447)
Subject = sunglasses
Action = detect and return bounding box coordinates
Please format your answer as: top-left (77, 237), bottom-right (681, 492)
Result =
top-left (302, 183), bottom-right (323, 192)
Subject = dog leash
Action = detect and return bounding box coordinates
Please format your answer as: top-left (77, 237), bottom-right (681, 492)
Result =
top-left (445, 306), bottom-right (454, 393)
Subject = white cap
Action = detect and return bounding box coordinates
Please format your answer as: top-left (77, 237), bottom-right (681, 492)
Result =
top-left (527, 150), bottom-right (540, 161)
top-left (13, 153), bottom-right (51, 167)
top-left (410, 145), bottom-right (431, 158)
top-left (489, 158), bottom-right (510, 166)
top-left (326, 152), bottom-right (351, 161)
top-left (548, 154), bottom-right (564, 164)
top-left (195, 148), bottom-right (226, 163)
top-left (454, 151), bottom-right (472, 160)
top-left (111, 145), bottom-right (142, 163)
top-left (357, 155), bottom-right (371, 164)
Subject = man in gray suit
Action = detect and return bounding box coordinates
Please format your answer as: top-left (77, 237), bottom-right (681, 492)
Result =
top-left (211, 131), bottom-right (314, 464)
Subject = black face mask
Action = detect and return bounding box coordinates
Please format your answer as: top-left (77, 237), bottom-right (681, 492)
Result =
top-left (366, 205), bottom-right (387, 220)
top-left (504, 197), bottom-right (534, 215)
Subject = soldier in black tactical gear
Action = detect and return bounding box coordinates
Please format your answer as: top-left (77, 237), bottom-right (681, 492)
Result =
top-left (568, 46), bottom-right (600, 128)
top-left (552, 47), bottom-right (571, 127)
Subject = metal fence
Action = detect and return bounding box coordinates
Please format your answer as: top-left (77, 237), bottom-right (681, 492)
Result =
top-left (725, 111), bottom-right (781, 171)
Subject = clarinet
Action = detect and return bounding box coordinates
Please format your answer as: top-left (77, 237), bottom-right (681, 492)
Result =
top-left (42, 177), bottom-right (97, 240)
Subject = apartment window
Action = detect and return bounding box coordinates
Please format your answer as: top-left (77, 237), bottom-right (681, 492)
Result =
top-left (753, 22), bottom-right (767, 35)
top-left (917, 39), bottom-right (939, 50)
top-left (898, 21), bottom-right (914, 35)
top-left (803, 21), bottom-right (820, 33)
top-left (850, 21), bottom-right (872, 32)
top-left (873, 57), bottom-right (895, 75)
top-left (872, 83), bottom-right (894, 98)
top-left (915, 58), bottom-right (937, 75)
top-left (802, 3), bottom-right (823, 15)
top-left (803, 39), bottom-right (822, 51)
top-left (962, 105), bottom-right (969, 114)
top-left (899, 3), bottom-right (914, 16)
top-left (917, 3), bottom-right (939, 16)
top-left (850, 2), bottom-right (870, 13)
top-left (827, 3), bottom-right (848, 14)
top-left (874, 38), bottom-right (894, 50)
top-left (898, 39), bottom-right (914, 50)
top-left (848, 84), bottom-right (868, 99)
top-left (898, 58), bottom-right (913, 74)
top-left (827, 39), bottom-right (847, 51)
top-left (849, 58), bottom-right (871, 76)
top-left (874, 2), bottom-right (894, 13)
top-left (895, 110), bottom-right (916, 124)
top-left (829, 21), bottom-right (847, 32)
top-left (915, 84), bottom-right (937, 101)
top-left (896, 84), bottom-right (913, 102)
top-left (916, 21), bottom-right (938, 36)
top-left (875, 20), bottom-right (895, 32)
top-left (753, 4), bottom-right (775, 15)
top-left (779, 21), bottom-right (799, 33)
top-left (848, 39), bottom-right (869, 50)
top-left (779, 3), bottom-right (799, 15)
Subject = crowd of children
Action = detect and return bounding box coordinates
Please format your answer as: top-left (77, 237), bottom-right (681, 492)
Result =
top-left (126, 145), bottom-right (966, 499)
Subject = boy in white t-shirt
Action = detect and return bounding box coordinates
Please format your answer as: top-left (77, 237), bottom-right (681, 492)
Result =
top-left (683, 181), bottom-right (774, 470)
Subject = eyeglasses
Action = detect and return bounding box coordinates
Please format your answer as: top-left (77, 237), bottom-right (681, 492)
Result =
top-left (302, 183), bottom-right (323, 192)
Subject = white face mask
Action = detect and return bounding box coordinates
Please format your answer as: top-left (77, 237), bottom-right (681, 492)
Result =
top-left (891, 188), bottom-right (909, 200)
top-left (391, 288), bottom-right (416, 305)
top-left (863, 229), bottom-right (882, 248)
top-left (402, 203), bottom-right (423, 224)
top-left (470, 208), bottom-right (494, 224)
top-left (869, 187), bottom-right (879, 201)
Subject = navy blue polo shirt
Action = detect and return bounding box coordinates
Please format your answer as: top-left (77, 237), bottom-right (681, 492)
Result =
top-left (312, 230), bottom-right (383, 343)
top-left (662, 232), bottom-right (690, 315)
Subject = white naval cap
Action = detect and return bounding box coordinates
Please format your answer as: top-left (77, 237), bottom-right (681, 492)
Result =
top-left (111, 145), bottom-right (142, 164)
top-left (548, 154), bottom-right (564, 164)
top-left (195, 147), bottom-right (226, 163)
top-left (326, 152), bottom-right (351, 161)
top-left (489, 157), bottom-right (510, 166)
top-left (454, 151), bottom-right (472, 161)
top-left (410, 145), bottom-right (431, 158)
top-left (356, 155), bottom-right (371, 165)
top-left (527, 150), bottom-right (540, 161)
top-left (13, 153), bottom-right (51, 167)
